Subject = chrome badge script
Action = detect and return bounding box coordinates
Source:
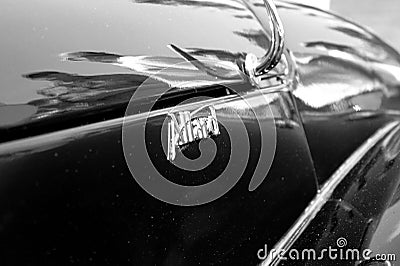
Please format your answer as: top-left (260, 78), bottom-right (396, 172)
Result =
top-left (167, 105), bottom-right (220, 161)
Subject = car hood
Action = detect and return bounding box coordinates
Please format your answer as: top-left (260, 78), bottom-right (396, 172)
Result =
top-left (1, 0), bottom-right (400, 140)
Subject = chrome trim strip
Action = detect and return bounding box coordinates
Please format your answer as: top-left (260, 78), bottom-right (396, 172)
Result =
top-left (256, 0), bottom-right (285, 75)
top-left (0, 95), bottom-right (234, 156)
top-left (260, 121), bottom-right (400, 266)
top-left (0, 83), bottom-right (289, 155)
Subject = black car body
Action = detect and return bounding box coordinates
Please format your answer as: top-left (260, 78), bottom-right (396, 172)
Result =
top-left (1, 0), bottom-right (400, 265)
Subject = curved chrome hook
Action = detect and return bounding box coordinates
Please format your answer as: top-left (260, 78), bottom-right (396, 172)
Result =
top-left (242, 0), bottom-right (285, 77)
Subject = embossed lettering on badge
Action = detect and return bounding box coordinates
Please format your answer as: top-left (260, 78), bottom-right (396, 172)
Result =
top-left (167, 106), bottom-right (220, 162)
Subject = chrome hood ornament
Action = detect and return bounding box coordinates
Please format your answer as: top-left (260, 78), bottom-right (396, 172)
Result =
top-left (151, 0), bottom-right (285, 86)
top-left (166, 0), bottom-right (285, 85)
top-left (242, 0), bottom-right (285, 79)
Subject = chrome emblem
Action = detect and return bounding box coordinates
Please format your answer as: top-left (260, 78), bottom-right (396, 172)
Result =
top-left (167, 106), bottom-right (220, 161)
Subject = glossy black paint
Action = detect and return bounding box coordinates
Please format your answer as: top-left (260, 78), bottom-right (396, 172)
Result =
top-left (274, 4), bottom-right (400, 263)
top-left (0, 90), bottom-right (317, 265)
top-left (276, 2), bottom-right (400, 185)
top-left (281, 200), bottom-right (369, 265)
top-left (2, 1), bottom-right (400, 265)
top-left (0, 0), bottom-right (268, 134)
top-left (280, 121), bottom-right (400, 265)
